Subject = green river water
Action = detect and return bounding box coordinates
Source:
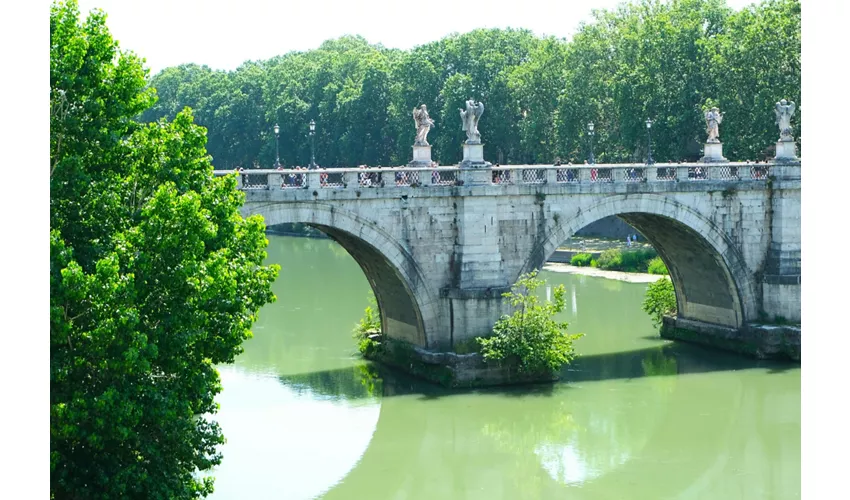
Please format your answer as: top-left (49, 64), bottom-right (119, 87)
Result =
top-left (208, 235), bottom-right (800, 500)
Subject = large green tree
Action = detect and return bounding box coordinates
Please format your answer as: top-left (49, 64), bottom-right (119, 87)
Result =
top-left (704, 0), bottom-right (801, 159)
top-left (555, 0), bottom-right (733, 162)
top-left (139, 0), bottom-right (800, 167)
top-left (50, 1), bottom-right (279, 498)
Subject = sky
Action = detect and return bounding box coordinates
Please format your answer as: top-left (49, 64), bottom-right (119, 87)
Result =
top-left (74, 0), bottom-right (757, 75)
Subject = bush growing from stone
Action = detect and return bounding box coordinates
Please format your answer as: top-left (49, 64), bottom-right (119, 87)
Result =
top-left (476, 271), bottom-right (584, 375)
top-left (353, 293), bottom-right (382, 356)
top-left (642, 278), bottom-right (677, 328)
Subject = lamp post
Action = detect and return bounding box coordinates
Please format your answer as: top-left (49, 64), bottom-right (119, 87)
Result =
top-left (645, 118), bottom-right (654, 165)
top-left (273, 123), bottom-right (280, 168)
top-left (309, 119), bottom-right (316, 169)
top-left (588, 121), bottom-right (595, 165)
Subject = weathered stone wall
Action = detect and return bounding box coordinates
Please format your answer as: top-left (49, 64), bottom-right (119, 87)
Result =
top-left (239, 164), bottom-right (801, 355)
top-left (574, 215), bottom-right (637, 239)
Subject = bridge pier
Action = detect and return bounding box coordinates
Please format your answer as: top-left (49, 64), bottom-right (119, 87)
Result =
top-left (441, 287), bottom-right (511, 348)
top-left (661, 317), bottom-right (800, 360)
top-left (761, 162), bottom-right (801, 323)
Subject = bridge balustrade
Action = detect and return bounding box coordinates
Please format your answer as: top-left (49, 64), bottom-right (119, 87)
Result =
top-left (431, 169), bottom-right (458, 186)
top-left (216, 163), bottom-right (775, 191)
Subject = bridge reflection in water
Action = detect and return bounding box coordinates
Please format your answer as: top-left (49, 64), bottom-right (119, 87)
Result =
top-left (275, 343), bottom-right (798, 500)
top-left (208, 236), bottom-right (799, 500)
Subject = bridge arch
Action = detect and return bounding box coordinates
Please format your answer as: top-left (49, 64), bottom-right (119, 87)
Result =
top-left (244, 202), bottom-right (441, 348)
top-left (521, 194), bottom-right (759, 328)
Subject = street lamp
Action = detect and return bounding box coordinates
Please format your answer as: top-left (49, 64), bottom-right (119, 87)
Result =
top-left (273, 123), bottom-right (280, 168)
top-left (587, 121), bottom-right (595, 165)
top-left (309, 119), bottom-right (316, 169)
top-left (645, 118), bottom-right (654, 165)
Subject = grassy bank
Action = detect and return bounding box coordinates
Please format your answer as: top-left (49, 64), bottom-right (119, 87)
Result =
top-left (570, 248), bottom-right (668, 275)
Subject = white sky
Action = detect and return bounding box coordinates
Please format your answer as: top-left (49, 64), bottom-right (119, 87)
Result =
top-left (74, 0), bottom-right (757, 75)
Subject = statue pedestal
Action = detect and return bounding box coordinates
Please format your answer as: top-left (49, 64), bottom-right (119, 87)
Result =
top-left (409, 145), bottom-right (432, 167)
top-left (460, 143), bottom-right (490, 167)
top-left (775, 141), bottom-right (798, 161)
top-left (459, 143), bottom-right (492, 185)
top-left (700, 142), bottom-right (728, 163)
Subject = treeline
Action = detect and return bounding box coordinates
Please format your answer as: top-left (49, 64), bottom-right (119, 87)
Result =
top-left (140, 0), bottom-right (800, 169)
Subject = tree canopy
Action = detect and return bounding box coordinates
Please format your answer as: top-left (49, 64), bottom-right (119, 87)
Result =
top-left (50, 1), bottom-right (278, 498)
top-left (140, 0), bottom-right (800, 168)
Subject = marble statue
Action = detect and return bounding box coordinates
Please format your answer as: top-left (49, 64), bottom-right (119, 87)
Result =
top-left (412, 104), bottom-right (434, 146)
top-left (459, 99), bottom-right (484, 144)
top-left (775, 99), bottom-right (796, 142)
top-left (704, 106), bottom-right (723, 143)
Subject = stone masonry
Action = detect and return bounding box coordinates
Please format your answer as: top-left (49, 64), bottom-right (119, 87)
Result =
top-left (227, 162), bottom-right (801, 360)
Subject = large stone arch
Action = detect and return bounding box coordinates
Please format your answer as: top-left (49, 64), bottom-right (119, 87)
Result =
top-left (244, 202), bottom-right (441, 348)
top-left (521, 194), bottom-right (759, 328)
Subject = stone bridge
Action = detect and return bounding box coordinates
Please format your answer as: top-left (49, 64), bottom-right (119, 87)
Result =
top-left (215, 161), bottom-right (801, 370)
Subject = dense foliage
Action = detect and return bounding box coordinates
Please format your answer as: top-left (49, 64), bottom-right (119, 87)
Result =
top-left (642, 277), bottom-right (678, 328)
top-left (139, 0), bottom-right (799, 168)
top-left (477, 271), bottom-right (584, 375)
top-left (50, 1), bottom-right (279, 498)
top-left (647, 256), bottom-right (669, 275)
top-left (570, 253), bottom-right (594, 267)
top-left (592, 248), bottom-right (659, 272)
top-left (353, 293), bottom-right (382, 356)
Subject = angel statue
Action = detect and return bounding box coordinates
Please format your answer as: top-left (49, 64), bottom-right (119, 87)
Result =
top-left (412, 104), bottom-right (435, 146)
top-left (459, 99), bottom-right (485, 144)
top-left (704, 106), bottom-right (723, 143)
top-left (775, 99), bottom-right (796, 142)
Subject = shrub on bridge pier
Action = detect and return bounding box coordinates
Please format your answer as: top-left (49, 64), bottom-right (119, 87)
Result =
top-left (353, 293), bottom-right (383, 357)
top-left (642, 278), bottom-right (678, 329)
top-left (476, 271), bottom-right (584, 376)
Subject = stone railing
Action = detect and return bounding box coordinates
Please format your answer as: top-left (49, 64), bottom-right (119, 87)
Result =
top-left (214, 162), bottom-right (783, 191)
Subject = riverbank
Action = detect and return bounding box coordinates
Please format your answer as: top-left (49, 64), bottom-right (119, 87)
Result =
top-left (548, 236), bottom-right (654, 263)
top-left (542, 262), bottom-right (666, 283)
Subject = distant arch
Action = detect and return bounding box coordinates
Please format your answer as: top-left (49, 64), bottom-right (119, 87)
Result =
top-left (522, 194), bottom-right (758, 327)
top-left (245, 202), bottom-right (441, 347)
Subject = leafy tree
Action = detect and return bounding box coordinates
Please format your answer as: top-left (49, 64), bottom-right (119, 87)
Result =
top-left (436, 72), bottom-right (475, 163)
top-left (705, 0), bottom-right (801, 159)
top-left (477, 271), bottom-right (583, 375)
top-left (50, 1), bottom-right (279, 498)
top-left (642, 277), bottom-right (677, 328)
top-left (556, 0), bottom-right (732, 162)
top-left (508, 37), bottom-right (569, 164)
top-left (138, 0), bottom-right (800, 168)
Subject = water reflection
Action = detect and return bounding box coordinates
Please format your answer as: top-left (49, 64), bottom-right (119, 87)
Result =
top-left (571, 284), bottom-right (577, 315)
top-left (281, 364), bottom-right (383, 401)
top-left (210, 367), bottom-right (380, 500)
top-left (209, 236), bottom-right (799, 500)
top-left (273, 343), bottom-right (799, 500)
